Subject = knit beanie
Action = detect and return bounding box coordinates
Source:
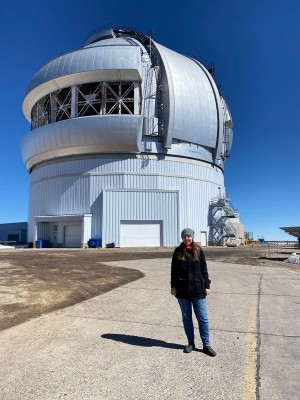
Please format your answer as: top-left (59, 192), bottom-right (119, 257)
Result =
top-left (181, 228), bottom-right (195, 239)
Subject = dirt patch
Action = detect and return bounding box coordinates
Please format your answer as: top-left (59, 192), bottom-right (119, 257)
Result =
top-left (0, 250), bottom-right (148, 331)
top-left (204, 245), bottom-right (300, 271)
top-left (0, 245), bottom-right (298, 332)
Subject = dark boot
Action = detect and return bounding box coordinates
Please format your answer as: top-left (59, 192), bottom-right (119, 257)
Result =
top-left (203, 346), bottom-right (217, 357)
top-left (183, 343), bottom-right (196, 353)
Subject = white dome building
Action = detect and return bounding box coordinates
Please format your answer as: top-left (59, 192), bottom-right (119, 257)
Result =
top-left (22, 26), bottom-right (237, 248)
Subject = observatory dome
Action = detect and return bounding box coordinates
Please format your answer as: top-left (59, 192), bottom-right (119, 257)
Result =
top-left (22, 26), bottom-right (236, 248)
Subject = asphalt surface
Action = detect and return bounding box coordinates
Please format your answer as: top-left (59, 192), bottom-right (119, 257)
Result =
top-left (0, 245), bottom-right (298, 332)
top-left (0, 246), bottom-right (299, 399)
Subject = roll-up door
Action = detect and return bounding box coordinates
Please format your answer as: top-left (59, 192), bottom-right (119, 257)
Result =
top-left (64, 225), bottom-right (82, 248)
top-left (120, 221), bottom-right (162, 247)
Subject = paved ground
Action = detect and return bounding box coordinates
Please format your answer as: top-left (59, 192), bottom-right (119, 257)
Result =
top-left (0, 245), bottom-right (298, 332)
top-left (0, 246), bottom-right (299, 399)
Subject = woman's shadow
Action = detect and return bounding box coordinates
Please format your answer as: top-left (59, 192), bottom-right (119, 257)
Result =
top-left (101, 334), bottom-right (203, 352)
top-left (101, 333), bottom-right (182, 349)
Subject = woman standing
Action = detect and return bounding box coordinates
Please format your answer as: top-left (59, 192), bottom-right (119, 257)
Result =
top-left (170, 228), bottom-right (216, 356)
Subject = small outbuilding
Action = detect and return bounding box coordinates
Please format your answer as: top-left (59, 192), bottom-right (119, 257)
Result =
top-left (0, 222), bottom-right (28, 244)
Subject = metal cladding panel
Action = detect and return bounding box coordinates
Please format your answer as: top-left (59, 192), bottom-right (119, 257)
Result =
top-left (0, 222), bottom-right (27, 231)
top-left (30, 155), bottom-right (223, 183)
top-left (23, 45), bottom-right (142, 118)
top-left (103, 190), bottom-right (179, 247)
top-left (85, 37), bottom-right (133, 48)
top-left (165, 142), bottom-right (214, 163)
top-left (30, 176), bottom-right (90, 216)
top-left (0, 222), bottom-right (28, 242)
top-left (222, 97), bottom-right (233, 156)
top-left (25, 46), bottom-right (142, 96)
top-left (83, 214), bottom-right (92, 244)
top-left (154, 42), bottom-right (220, 149)
top-left (21, 116), bottom-right (143, 171)
top-left (27, 155), bottom-right (225, 244)
top-left (37, 222), bottom-right (50, 240)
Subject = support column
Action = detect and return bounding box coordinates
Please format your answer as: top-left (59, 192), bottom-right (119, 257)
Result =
top-left (57, 223), bottom-right (64, 248)
top-left (82, 214), bottom-right (92, 248)
top-left (32, 222), bottom-right (38, 248)
top-left (134, 82), bottom-right (140, 115)
top-left (101, 83), bottom-right (106, 115)
top-left (71, 86), bottom-right (78, 118)
top-left (50, 94), bottom-right (56, 122)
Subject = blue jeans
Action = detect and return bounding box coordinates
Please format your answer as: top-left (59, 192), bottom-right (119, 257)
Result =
top-left (178, 298), bottom-right (210, 347)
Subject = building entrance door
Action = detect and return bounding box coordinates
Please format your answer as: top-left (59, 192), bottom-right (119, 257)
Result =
top-left (64, 225), bottom-right (82, 248)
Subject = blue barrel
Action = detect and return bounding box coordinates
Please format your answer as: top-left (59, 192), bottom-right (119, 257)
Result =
top-left (88, 238), bottom-right (101, 248)
top-left (36, 240), bottom-right (50, 248)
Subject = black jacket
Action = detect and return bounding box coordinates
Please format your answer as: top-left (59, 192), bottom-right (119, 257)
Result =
top-left (170, 245), bottom-right (211, 299)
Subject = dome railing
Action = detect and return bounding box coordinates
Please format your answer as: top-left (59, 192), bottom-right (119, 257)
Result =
top-left (83, 24), bottom-right (151, 47)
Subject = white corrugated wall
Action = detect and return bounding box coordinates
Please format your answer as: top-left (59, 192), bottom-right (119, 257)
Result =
top-left (27, 155), bottom-right (224, 246)
top-left (103, 189), bottom-right (178, 247)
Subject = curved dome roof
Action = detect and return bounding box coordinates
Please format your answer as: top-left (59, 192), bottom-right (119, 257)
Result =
top-left (22, 27), bottom-right (232, 171)
top-left (152, 42), bottom-right (223, 156)
top-left (23, 41), bottom-right (142, 120)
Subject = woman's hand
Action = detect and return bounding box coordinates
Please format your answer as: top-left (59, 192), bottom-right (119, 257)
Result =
top-left (170, 288), bottom-right (177, 296)
top-left (205, 288), bottom-right (210, 297)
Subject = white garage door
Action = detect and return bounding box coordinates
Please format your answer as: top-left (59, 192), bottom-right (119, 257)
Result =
top-left (120, 221), bottom-right (162, 247)
top-left (64, 225), bottom-right (82, 248)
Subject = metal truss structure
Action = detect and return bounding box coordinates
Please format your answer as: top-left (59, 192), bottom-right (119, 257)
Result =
top-left (210, 194), bottom-right (240, 246)
top-left (31, 81), bottom-right (139, 130)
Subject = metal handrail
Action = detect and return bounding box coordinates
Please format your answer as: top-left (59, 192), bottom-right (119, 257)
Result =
top-left (83, 24), bottom-right (151, 47)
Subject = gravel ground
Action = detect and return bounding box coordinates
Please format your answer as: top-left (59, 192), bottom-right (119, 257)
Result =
top-left (0, 244), bottom-right (298, 332)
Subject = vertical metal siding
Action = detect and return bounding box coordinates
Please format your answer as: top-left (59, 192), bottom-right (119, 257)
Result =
top-left (28, 156), bottom-right (224, 245)
top-left (102, 190), bottom-right (178, 247)
top-left (0, 223), bottom-right (28, 242)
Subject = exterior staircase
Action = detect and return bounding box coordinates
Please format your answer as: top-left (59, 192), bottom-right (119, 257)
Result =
top-left (210, 194), bottom-right (240, 246)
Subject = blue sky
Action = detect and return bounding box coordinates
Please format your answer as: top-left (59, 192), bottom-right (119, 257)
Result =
top-left (0, 0), bottom-right (299, 240)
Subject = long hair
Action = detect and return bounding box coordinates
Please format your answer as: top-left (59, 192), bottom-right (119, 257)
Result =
top-left (177, 241), bottom-right (201, 262)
